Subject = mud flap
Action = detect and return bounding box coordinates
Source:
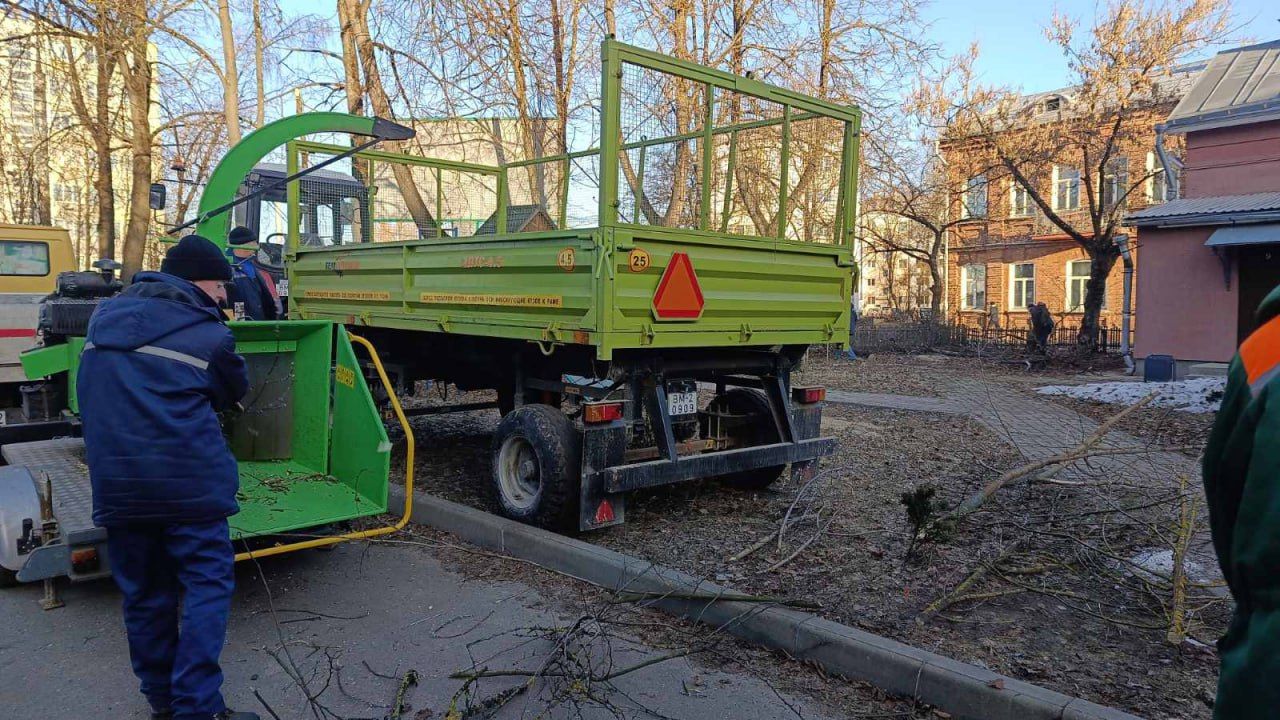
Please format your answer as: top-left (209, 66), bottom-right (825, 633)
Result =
top-left (579, 420), bottom-right (627, 530)
top-left (789, 395), bottom-right (824, 483)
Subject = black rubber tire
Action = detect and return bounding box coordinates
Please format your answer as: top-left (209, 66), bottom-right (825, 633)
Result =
top-left (0, 568), bottom-right (18, 588)
top-left (707, 388), bottom-right (786, 490)
top-left (490, 404), bottom-right (582, 532)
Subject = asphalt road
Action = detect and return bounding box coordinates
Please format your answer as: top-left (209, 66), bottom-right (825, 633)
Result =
top-left (0, 539), bottom-right (834, 720)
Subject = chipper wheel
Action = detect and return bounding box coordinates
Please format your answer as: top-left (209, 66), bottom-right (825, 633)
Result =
top-left (705, 388), bottom-right (786, 490)
top-left (490, 404), bottom-right (582, 532)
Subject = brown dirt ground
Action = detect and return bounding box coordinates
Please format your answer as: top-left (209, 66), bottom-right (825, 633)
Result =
top-left (391, 354), bottom-right (1227, 720)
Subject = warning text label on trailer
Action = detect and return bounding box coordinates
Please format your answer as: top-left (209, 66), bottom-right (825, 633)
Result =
top-left (301, 289), bottom-right (392, 301)
top-left (419, 293), bottom-right (564, 308)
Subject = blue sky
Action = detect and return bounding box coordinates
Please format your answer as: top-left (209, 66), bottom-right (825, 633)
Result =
top-left (924, 0), bottom-right (1280, 94)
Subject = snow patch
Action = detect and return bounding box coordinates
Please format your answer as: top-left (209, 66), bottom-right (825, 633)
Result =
top-left (1036, 377), bottom-right (1225, 414)
top-left (1120, 548), bottom-right (1212, 585)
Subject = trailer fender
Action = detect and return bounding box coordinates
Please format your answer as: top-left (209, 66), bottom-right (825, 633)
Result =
top-left (0, 466), bottom-right (41, 573)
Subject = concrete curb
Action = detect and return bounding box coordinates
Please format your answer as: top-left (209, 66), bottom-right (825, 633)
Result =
top-left (389, 487), bottom-right (1142, 720)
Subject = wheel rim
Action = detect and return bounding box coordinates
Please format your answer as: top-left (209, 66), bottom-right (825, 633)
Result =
top-left (497, 434), bottom-right (541, 511)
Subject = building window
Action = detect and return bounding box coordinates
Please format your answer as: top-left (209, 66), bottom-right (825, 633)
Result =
top-left (961, 264), bottom-right (986, 310)
top-left (1102, 158), bottom-right (1128, 209)
top-left (961, 173), bottom-right (988, 219)
top-left (1009, 262), bottom-right (1035, 309)
top-left (1042, 96), bottom-right (1061, 113)
top-left (1054, 166), bottom-right (1080, 211)
top-left (1009, 180), bottom-right (1031, 217)
top-left (1066, 259), bottom-right (1105, 311)
top-left (1146, 152), bottom-right (1176, 203)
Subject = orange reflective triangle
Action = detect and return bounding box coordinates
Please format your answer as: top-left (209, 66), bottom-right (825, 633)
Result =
top-left (652, 252), bottom-right (704, 320)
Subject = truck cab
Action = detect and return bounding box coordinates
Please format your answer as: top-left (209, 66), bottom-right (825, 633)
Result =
top-left (0, 224), bottom-right (74, 393)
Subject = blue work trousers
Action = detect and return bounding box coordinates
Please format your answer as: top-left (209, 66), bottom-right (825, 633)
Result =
top-left (107, 519), bottom-right (234, 720)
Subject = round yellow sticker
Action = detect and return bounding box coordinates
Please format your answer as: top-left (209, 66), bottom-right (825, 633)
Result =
top-left (557, 247), bottom-right (576, 272)
top-left (628, 248), bottom-right (651, 273)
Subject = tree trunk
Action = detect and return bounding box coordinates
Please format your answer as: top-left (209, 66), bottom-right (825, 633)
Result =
top-left (339, 0), bottom-right (436, 237)
top-left (30, 40), bottom-right (51, 225)
top-left (120, 6), bottom-right (154, 280)
top-left (929, 262), bottom-right (944, 314)
top-left (1077, 247), bottom-right (1119, 351)
top-left (217, 0), bottom-right (242, 145)
top-left (253, 0), bottom-right (265, 127)
top-left (94, 39), bottom-right (118, 260)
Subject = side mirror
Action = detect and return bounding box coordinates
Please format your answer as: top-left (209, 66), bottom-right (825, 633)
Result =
top-left (148, 183), bottom-right (167, 210)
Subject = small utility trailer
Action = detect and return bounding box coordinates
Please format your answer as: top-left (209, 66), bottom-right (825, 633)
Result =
top-left (0, 320), bottom-right (414, 604)
top-left (183, 40), bottom-right (859, 533)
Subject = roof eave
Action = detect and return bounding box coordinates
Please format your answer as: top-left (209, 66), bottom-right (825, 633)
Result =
top-left (1162, 100), bottom-right (1280, 135)
top-left (1126, 209), bottom-right (1280, 229)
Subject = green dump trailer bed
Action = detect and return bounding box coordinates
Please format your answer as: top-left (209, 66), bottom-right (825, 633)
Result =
top-left (289, 225), bottom-right (851, 359)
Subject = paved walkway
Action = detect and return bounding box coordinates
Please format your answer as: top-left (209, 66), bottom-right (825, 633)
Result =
top-left (826, 379), bottom-right (1197, 483)
top-left (0, 542), bottom-right (839, 720)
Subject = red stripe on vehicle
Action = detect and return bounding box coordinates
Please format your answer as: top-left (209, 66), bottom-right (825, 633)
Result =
top-left (0, 329), bottom-right (37, 338)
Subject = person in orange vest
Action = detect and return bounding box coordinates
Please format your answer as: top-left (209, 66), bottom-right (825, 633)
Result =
top-left (1203, 283), bottom-right (1280, 718)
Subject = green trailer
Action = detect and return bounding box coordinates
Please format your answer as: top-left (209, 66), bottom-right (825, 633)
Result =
top-left (0, 320), bottom-right (415, 601)
top-left (187, 40), bottom-right (858, 533)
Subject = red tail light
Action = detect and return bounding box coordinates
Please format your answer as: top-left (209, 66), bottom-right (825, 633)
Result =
top-left (792, 386), bottom-right (826, 404)
top-left (584, 402), bottom-right (624, 424)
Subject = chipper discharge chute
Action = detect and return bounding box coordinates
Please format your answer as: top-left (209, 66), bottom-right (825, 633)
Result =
top-left (0, 320), bottom-right (412, 596)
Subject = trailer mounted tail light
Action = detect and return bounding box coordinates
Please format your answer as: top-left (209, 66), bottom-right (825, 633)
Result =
top-left (584, 401), bottom-right (624, 424)
top-left (792, 386), bottom-right (826, 404)
top-left (70, 547), bottom-right (100, 574)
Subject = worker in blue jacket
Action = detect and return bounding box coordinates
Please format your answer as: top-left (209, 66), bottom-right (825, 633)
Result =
top-left (225, 226), bottom-right (280, 321)
top-left (77, 235), bottom-right (258, 720)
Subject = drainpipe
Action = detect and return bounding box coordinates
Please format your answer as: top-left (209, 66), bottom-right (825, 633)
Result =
top-left (1115, 233), bottom-right (1135, 374)
top-left (1153, 124), bottom-right (1182, 200)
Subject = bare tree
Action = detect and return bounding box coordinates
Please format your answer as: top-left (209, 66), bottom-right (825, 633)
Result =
top-left (944, 0), bottom-right (1232, 349)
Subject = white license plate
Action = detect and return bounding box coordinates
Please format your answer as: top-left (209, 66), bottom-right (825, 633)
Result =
top-left (668, 391), bottom-right (697, 416)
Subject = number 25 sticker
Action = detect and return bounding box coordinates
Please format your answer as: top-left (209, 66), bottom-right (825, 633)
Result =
top-left (628, 248), bottom-right (651, 273)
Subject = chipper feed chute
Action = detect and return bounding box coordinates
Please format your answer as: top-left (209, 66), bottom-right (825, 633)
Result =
top-left (2, 320), bottom-right (410, 588)
top-left (221, 320), bottom-right (391, 541)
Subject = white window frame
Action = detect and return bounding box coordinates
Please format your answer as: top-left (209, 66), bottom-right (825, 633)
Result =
top-left (1053, 166), bottom-right (1080, 211)
top-left (1102, 157), bottom-right (1128, 209)
top-left (961, 174), bottom-right (988, 219)
top-left (1065, 259), bottom-right (1105, 311)
top-left (1008, 262), bottom-right (1035, 309)
top-left (1145, 152), bottom-right (1175, 203)
top-left (961, 264), bottom-right (986, 310)
top-left (1009, 179), bottom-right (1031, 217)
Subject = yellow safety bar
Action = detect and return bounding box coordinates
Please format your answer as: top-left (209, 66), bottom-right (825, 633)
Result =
top-left (233, 332), bottom-right (414, 562)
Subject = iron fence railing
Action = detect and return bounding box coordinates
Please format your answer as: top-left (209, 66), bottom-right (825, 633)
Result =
top-left (849, 317), bottom-right (1130, 355)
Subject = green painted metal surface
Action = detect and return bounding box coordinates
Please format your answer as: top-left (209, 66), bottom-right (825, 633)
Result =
top-left (274, 40), bottom-right (858, 359)
top-left (21, 321), bottom-right (389, 539)
top-left (195, 113), bottom-right (378, 245)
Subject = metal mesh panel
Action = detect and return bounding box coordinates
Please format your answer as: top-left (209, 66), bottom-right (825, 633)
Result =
top-left (294, 147), bottom-right (501, 243)
top-left (782, 116), bottom-right (844, 243)
top-left (617, 62), bottom-right (706, 229)
top-left (506, 158), bottom-right (568, 231)
top-left (711, 91), bottom-right (785, 237)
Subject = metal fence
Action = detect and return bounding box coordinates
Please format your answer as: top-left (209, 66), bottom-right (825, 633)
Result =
top-left (850, 318), bottom-right (1131, 355)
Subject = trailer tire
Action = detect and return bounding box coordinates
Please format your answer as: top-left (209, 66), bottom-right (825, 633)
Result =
top-left (491, 404), bottom-right (581, 533)
top-left (707, 388), bottom-right (785, 490)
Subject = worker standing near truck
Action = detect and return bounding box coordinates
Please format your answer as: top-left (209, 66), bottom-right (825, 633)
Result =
top-left (1203, 283), bottom-right (1280, 719)
top-left (225, 225), bottom-right (280, 321)
top-left (76, 234), bottom-right (257, 720)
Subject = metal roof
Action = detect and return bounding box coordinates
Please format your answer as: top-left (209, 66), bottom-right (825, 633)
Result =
top-left (1165, 39), bottom-right (1280, 133)
top-left (1126, 191), bottom-right (1280, 227)
top-left (475, 204), bottom-right (556, 235)
top-left (1205, 223), bottom-right (1280, 247)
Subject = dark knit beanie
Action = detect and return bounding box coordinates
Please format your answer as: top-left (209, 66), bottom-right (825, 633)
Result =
top-left (161, 235), bottom-right (233, 282)
top-left (228, 226), bottom-right (257, 246)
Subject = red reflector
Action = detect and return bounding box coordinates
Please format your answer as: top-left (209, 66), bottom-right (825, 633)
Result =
top-left (594, 499), bottom-right (616, 524)
top-left (584, 402), bottom-right (624, 424)
top-left (793, 387), bottom-right (826, 404)
top-left (70, 547), bottom-right (99, 572)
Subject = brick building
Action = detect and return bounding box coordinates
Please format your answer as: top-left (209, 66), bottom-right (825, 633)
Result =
top-left (939, 68), bottom-right (1201, 332)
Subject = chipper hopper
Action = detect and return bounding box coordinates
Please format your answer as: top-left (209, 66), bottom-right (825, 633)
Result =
top-left (0, 320), bottom-right (413, 602)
